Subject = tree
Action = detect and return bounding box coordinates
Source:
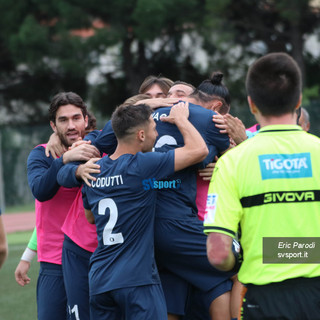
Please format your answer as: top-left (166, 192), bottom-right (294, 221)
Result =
top-left (0, 0), bottom-right (96, 125)
top-left (0, 0), bottom-right (319, 124)
top-left (204, 0), bottom-right (320, 84)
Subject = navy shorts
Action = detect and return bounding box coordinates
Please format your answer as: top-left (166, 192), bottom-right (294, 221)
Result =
top-left (37, 262), bottom-right (68, 320)
top-left (159, 269), bottom-right (190, 315)
top-left (155, 217), bottom-right (235, 291)
top-left (90, 284), bottom-right (167, 320)
top-left (62, 235), bottom-right (92, 320)
top-left (160, 269), bottom-right (232, 317)
top-left (155, 217), bottom-right (233, 316)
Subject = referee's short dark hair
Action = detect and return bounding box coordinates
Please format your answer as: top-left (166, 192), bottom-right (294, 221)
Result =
top-left (246, 52), bottom-right (302, 116)
top-left (111, 104), bottom-right (152, 140)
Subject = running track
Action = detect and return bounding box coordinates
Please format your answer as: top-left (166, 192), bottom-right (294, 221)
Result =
top-left (2, 212), bottom-right (35, 233)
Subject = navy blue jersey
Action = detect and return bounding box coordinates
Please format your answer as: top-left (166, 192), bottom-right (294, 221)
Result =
top-left (92, 122), bottom-right (117, 155)
top-left (94, 103), bottom-right (228, 161)
top-left (93, 103), bottom-right (229, 219)
top-left (82, 150), bottom-right (174, 295)
top-left (153, 104), bottom-right (228, 160)
top-left (27, 145), bottom-right (65, 201)
top-left (152, 104), bottom-right (229, 219)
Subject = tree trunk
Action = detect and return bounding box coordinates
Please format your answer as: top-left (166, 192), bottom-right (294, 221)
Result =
top-left (122, 36), bottom-right (149, 96)
top-left (290, 24), bottom-right (306, 85)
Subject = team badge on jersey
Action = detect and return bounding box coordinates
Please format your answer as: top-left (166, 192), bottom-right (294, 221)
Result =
top-left (204, 193), bottom-right (218, 222)
top-left (259, 153), bottom-right (312, 180)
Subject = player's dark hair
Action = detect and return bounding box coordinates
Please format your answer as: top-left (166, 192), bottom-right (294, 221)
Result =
top-left (49, 92), bottom-right (87, 124)
top-left (246, 52), bottom-right (302, 116)
top-left (86, 110), bottom-right (97, 133)
top-left (190, 89), bottom-right (230, 115)
top-left (189, 89), bottom-right (213, 104)
top-left (197, 71), bottom-right (231, 106)
top-left (139, 75), bottom-right (174, 96)
top-left (111, 104), bottom-right (153, 140)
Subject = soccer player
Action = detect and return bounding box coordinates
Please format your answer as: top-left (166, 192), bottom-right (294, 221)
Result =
top-left (15, 110), bottom-right (100, 320)
top-left (82, 102), bottom-right (208, 319)
top-left (84, 94), bottom-right (234, 319)
top-left (204, 52), bottom-right (320, 319)
top-left (152, 99), bottom-right (234, 320)
top-left (26, 92), bottom-right (100, 320)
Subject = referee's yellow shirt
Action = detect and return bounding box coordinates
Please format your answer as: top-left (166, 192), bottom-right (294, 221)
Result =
top-left (204, 125), bottom-right (320, 285)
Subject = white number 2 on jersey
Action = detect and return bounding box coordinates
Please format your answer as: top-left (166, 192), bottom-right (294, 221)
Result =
top-left (98, 198), bottom-right (124, 246)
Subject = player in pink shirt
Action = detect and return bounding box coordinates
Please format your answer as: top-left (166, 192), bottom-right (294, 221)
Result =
top-left (22, 92), bottom-right (99, 320)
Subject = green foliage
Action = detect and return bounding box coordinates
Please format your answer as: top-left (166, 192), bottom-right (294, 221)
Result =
top-left (0, 0), bottom-right (319, 124)
top-left (10, 15), bottom-right (49, 66)
top-left (275, 0), bottom-right (309, 22)
top-left (132, 0), bottom-right (168, 40)
top-left (302, 85), bottom-right (320, 105)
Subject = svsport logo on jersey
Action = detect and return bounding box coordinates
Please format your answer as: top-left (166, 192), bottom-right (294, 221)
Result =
top-left (142, 178), bottom-right (181, 190)
top-left (259, 153), bottom-right (312, 180)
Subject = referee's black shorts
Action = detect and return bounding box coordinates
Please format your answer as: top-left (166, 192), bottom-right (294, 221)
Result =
top-left (241, 276), bottom-right (320, 320)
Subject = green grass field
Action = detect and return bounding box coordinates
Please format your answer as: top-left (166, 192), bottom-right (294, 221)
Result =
top-left (0, 231), bottom-right (39, 320)
top-left (5, 203), bottom-right (35, 214)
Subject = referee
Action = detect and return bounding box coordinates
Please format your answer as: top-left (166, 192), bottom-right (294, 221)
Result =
top-left (204, 52), bottom-right (320, 319)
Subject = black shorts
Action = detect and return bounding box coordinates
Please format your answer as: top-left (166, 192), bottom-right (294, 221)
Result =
top-left (241, 276), bottom-right (320, 320)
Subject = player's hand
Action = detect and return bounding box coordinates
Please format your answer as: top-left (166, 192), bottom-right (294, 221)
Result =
top-left (68, 138), bottom-right (91, 150)
top-left (76, 158), bottom-right (101, 187)
top-left (198, 157), bottom-right (218, 181)
top-left (212, 114), bottom-right (228, 134)
top-left (45, 133), bottom-right (67, 158)
top-left (161, 101), bottom-right (189, 124)
top-left (15, 260), bottom-right (31, 287)
top-left (62, 144), bottom-right (101, 164)
top-left (223, 114), bottom-right (247, 145)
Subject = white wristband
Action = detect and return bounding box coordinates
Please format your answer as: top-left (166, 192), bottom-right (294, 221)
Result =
top-left (21, 247), bottom-right (37, 263)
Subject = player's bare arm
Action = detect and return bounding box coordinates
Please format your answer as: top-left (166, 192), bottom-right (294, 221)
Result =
top-left (206, 232), bottom-right (235, 272)
top-left (161, 101), bottom-right (209, 171)
top-left (137, 98), bottom-right (179, 110)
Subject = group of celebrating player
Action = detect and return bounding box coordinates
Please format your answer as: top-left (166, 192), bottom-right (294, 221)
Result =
top-left (14, 52), bottom-right (320, 320)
